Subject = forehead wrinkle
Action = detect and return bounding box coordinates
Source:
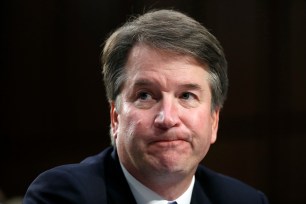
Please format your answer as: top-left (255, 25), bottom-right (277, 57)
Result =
top-left (130, 77), bottom-right (204, 94)
top-left (133, 79), bottom-right (154, 88)
top-left (125, 44), bottom-right (209, 93)
top-left (131, 76), bottom-right (169, 91)
top-left (179, 83), bottom-right (203, 91)
top-left (127, 43), bottom-right (205, 72)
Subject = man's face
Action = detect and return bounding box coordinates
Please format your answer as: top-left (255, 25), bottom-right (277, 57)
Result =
top-left (111, 44), bottom-right (219, 181)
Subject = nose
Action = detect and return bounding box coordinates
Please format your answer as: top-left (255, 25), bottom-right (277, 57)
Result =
top-left (154, 97), bottom-right (180, 129)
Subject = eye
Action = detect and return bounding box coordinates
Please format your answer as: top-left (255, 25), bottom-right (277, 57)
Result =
top-left (137, 91), bottom-right (153, 101)
top-left (134, 91), bottom-right (156, 109)
top-left (180, 92), bottom-right (195, 100)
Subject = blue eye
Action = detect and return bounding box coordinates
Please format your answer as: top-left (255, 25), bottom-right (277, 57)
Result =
top-left (138, 92), bottom-right (152, 100)
top-left (134, 91), bottom-right (156, 109)
top-left (181, 92), bottom-right (193, 100)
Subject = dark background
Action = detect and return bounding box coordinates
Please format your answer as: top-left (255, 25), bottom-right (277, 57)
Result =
top-left (1, 0), bottom-right (305, 203)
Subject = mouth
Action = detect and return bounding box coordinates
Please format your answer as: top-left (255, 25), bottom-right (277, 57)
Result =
top-left (147, 131), bottom-right (192, 149)
top-left (149, 139), bottom-right (188, 148)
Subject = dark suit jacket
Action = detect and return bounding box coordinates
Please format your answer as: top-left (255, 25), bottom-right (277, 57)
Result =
top-left (23, 147), bottom-right (269, 204)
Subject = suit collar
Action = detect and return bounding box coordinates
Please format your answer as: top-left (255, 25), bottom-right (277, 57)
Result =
top-left (104, 147), bottom-right (212, 204)
top-left (104, 147), bottom-right (137, 203)
top-left (190, 179), bottom-right (212, 204)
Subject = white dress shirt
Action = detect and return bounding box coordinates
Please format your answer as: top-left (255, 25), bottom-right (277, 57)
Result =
top-left (121, 164), bottom-right (195, 204)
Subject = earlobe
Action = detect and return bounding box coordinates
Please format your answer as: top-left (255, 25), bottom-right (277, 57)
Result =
top-left (210, 108), bottom-right (220, 144)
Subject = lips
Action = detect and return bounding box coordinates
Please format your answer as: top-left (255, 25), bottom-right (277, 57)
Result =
top-left (146, 129), bottom-right (193, 149)
top-left (148, 133), bottom-right (192, 149)
top-left (151, 139), bottom-right (186, 147)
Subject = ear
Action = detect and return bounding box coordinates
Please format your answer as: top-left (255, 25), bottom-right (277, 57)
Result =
top-left (210, 108), bottom-right (220, 144)
top-left (110, 102), bottom-right (119, 141)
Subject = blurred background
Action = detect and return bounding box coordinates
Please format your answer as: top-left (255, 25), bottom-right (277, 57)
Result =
top-left (1, 0), bottom-right (305, 203)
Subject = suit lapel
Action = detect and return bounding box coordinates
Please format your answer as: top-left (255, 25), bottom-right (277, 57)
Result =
top-left (191, 179), bottom-right (213, 204)
top-left (104, 149), bottom-right (137, 204)
top-left (104, 148), bottom-right (213, 204)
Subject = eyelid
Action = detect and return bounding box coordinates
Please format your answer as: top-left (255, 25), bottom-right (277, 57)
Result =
top-left (133, 89), bottom-right (157, 109)
top-left (187, 92), bottom-right (197, 98)
top-left (180, 91), bottom-right (198, 99)
top-left (135, 89), bottom-right (156, 100)
top-left (136, 91), bottom-right (151, 99)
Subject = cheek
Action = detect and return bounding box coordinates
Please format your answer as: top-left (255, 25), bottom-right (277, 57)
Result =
top-left (117, 109), bottom-right (153, 140)
top-left (185, 107), bottom-right (209, 124)
top-left (182, 108), bottom-right (214, 138)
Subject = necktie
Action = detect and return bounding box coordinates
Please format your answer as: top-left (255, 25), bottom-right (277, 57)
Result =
top-left (168, 202), bottom-right (177, 204)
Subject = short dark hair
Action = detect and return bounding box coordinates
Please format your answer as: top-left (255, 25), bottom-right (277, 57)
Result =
top-left (102, 9), bottom-right (228, 110)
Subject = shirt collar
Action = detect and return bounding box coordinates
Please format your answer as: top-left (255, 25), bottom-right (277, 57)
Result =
top-left (121, 163), bottom-right (195, 204)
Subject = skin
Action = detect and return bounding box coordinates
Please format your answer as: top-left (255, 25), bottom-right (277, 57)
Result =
top-left (110, 44), bottom-right (220, 200)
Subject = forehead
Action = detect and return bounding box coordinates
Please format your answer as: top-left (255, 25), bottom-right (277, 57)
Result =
top-left (125, 43), bottom-right (208, 73)
top-left (127, 43), bottom-right (204, 66)
top-left (123, 44), bottom-right (211, 90)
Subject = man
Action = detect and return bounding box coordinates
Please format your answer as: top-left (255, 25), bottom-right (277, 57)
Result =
top-left (23, 9), bottom-right (269, 204)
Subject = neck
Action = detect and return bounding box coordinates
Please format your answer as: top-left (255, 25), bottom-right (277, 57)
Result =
top-left (149, 175), bottom-right (194, 200)
top-left (128, 166), bottom-right (195, 200)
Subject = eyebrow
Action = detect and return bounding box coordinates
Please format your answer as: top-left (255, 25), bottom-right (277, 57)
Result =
top-left (133, 79), bottom-right (152, 87)
top-left (133, 79), bottom-right (203, 91)
top-left (179, 83), bottom-right (202, 91)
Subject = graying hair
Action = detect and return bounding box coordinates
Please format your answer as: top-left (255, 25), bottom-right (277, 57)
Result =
top-left (101, 9), bottom-right (228, 144)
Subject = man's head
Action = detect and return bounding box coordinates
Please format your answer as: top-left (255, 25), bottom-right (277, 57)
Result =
top-left (102, 9), bottom-right (228, 111)
top-left (101, 10), bottom-right (228, 196)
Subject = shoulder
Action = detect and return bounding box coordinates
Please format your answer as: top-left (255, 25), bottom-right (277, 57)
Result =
top-left (195, 165), bottom-right (269, 204)
top-left (23, 147), bottom-right (114, 204)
